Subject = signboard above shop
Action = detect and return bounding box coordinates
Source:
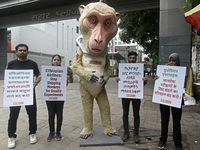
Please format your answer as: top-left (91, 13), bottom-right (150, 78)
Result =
top-left (0, 0), bottom-right (159, 29)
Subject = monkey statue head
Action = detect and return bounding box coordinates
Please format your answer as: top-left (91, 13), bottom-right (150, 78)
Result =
top-left (78, 1), bottom-right (120, 56)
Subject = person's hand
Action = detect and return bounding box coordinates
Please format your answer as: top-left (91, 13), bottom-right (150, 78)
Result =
top-left (33, 83), bottom-right (37, 88)
top-left (116, 77), bottom-right (120, 82)
top-left (142, 77), bottom-right (148, 83)
top-left (167, 63), bottom-right (176, 66)
top-left (33, 75), bottom-right (41, 88)
top-left (154, 74), bottom-right (159, 80)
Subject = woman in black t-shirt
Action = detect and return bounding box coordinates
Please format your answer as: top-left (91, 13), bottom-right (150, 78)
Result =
top-left (45, 54), bottom-right (68, 142)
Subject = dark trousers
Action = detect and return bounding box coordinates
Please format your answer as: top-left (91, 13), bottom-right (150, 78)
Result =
top-left (122, 98), bottom-right (141, 131)
top-left (8, 91), bottom-right (37, 138)
top-left (160, 104), bottom-right (182, 147)
top-left (46, 101), bottom-right (64, 133)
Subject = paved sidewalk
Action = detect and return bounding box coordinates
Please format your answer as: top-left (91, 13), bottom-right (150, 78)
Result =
top-left (0, 76), bottom-right (200, 150)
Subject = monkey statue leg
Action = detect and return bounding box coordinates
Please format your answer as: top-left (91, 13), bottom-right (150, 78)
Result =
top-left (79, 82), bottom-right (94, 139)
top-left (96, 88), bottom-right (119, 136)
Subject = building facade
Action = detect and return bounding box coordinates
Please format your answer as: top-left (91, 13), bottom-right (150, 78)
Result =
top-left (114, 28), bottom-right (145, 62)
top-left (8, 19), bottom-right (80, 68)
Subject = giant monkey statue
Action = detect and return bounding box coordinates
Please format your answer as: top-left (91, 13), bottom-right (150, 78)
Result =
top-left (73, 0), bottom-right (120, 139)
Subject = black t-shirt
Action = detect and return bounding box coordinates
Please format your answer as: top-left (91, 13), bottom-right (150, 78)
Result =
top-left (7, 59), bottom-right (40, 76)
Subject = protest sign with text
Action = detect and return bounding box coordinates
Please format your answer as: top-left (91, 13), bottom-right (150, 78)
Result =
top-left (118, 63), bottom-right (144, 99)
top-left (152, 65), bottom-right (186, 108)
top-left (40, 66), bottom-right (67, 101)
top-left (3, 70), bottom-right (33, 107)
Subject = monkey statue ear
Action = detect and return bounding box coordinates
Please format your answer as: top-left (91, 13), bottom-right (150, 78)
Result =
top-left (116, 13), bottom-right (121, 22)
top-left (79, 5), bottom-right (85, 15)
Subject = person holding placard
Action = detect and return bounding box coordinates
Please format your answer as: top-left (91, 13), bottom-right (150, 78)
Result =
top-left (7, 44), bottom-right (40, 149)
top-left (116, 51), bottom-right (148, 143)
top-left (44, 54), bottom-right (68, 142)
top-left (155, 53), bottom-right (183, 150)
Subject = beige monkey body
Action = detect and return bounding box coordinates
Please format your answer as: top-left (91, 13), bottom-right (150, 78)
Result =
top-left (73, 1), bottom-right (120, 138)
top-left (80, 53), bottom-right (106, 97)
top-left (73, 48), bottom-right (115, 135)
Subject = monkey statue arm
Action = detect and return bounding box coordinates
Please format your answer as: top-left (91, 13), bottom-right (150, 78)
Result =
top-left (100, 54), bottom-right (110, 87)
top-left (73, 48), bottom-right (96, 82)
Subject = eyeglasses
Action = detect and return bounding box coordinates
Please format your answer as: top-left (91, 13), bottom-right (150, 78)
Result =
top-left (18, 49), bottom-right (27, 52)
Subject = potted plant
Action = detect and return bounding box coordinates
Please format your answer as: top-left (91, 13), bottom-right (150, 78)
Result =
top-left (67, 66), bottom-right (73, 83)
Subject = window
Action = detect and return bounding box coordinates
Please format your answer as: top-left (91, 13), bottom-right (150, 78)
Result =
top-left (76, 26), bottom-right (79, 34)
top-left (7, 30), bottom-right (11, 51)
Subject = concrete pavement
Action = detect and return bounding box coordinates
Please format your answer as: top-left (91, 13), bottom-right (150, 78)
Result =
top-left (0, 76), bottom-right (200, 150)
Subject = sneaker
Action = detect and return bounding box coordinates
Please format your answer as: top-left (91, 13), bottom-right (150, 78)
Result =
top-left (55, 132), bottom-right (63, 141)
top-left (47, 132), bottom-right (55, 142)
top-left (157, 141), bottom-right (166, 149)
top-left (8, 137), bottom-right (16, 149)
top-left (30, 134), bottom-right (37, 144)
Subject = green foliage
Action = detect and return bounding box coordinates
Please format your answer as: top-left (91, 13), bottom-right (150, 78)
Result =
top-left (118, 8), bottom-right (159, 73)
top-left (180, 0), bottom-right (200, 12)
top-left (144, 57), bottom-right (150, 62)
top-left (67, 66), bottom-right (73, 78)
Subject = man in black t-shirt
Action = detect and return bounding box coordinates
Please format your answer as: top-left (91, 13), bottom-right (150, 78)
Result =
top-left (7, 44), bottom-right (40, 149)
top-left (116, 51), bottom-right (148, 143)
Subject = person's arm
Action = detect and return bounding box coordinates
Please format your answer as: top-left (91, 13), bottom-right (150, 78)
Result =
top-left (142, 77), bottom-right (148, 86)
top-left (33, 74), bottom-right (41, 88)
top-left (66, 76), bottom-right (69, 86)
top-left (33, 61), bottom-right (41, 88)
top-left (142, 69), bottom-right (148, 86)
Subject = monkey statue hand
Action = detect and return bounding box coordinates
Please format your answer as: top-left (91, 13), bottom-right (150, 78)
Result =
top-left (90, 75), bottom-right (99, 83)
top-left (100, 75), bottom-right (106, 87)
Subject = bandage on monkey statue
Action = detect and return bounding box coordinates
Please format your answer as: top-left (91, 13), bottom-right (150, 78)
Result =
top-left (73, 0), bottom-right (120, 139)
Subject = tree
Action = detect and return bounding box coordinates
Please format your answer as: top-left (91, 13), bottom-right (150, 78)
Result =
top-left (67, 66), bottom-right (73, 78)
top-left (118, 8), bottom-right (159, 74)
top-left (180, 0), bottom-right (200, 11)
top-left (144, 57), bottom-right (150, 62)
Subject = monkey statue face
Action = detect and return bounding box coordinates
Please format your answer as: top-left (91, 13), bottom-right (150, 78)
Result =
top-left (79, 2), bottom-right (120, 56)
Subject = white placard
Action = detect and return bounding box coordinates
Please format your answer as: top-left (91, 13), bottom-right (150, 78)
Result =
top-left (3, 70), bottom-right (33, 107)
top-left (40, 66), bottom-right (67, 101)
top-left (118, 63), bottom-right (144, 99)
top-left (152, 65), bottom-right (186, 108)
